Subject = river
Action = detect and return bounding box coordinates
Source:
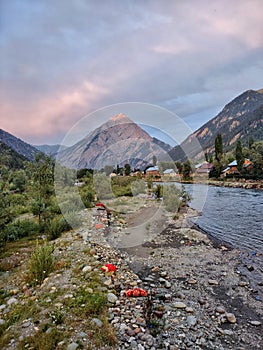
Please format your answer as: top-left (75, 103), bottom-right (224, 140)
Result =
top-left (182, 184), bottom-right (263, 254)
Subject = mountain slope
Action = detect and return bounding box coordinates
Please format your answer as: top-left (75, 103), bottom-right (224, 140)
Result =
top-left (0, 141), bottom-right (28, 169)
top-left (56, 114), bottom-right (172, 169)
top-left (34, 144), bottom-right (68, 156)
top-left (0, 129), bottom-right (40, 162)
top-left (169, 89), bottom-right (263, 161)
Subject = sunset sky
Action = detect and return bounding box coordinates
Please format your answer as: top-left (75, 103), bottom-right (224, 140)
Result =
top-left (1, 0), bottom-right (262, 146)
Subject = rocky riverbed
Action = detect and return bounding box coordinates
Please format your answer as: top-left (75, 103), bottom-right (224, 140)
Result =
top-left (0, 200), bottom-right (262, 350)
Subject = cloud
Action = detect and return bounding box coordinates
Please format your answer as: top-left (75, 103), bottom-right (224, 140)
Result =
top-left (0, 0), bottom-right (262, 144)
top-left (0, 80), bottom-right (109, 143)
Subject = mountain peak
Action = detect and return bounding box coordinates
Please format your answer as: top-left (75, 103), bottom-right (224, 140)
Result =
top-left (108, 113), bottom-right (133, 125)
top-left (109, 113), bottom-right (129, 122)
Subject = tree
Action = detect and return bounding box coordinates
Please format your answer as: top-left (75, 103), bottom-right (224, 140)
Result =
top-left (124, 163), bottom-right (131, 176)
top-left (152, 155), bottom-right (157, 166)
top-left (236, 140), bottom-right (244, 173)
top-left (30, 154), bottom-right (55, 231)
top-left (215, 133), bottom-right (223, 161)
top-left (104, 165), bottom-right (114, 176)
top-left (182, 160), bottom-right (192, 181)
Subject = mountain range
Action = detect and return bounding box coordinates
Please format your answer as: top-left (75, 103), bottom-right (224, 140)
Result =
top-left (169, 89), bottom-right (263, 161)
top-left (1, 89), bottom-right (262, 169)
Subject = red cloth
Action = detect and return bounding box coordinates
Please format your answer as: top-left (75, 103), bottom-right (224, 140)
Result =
top-left (101, 263), bottom-right (117, 273)
top-left (95, 202), bottom-right (106, 208)
top-left (125, 288), bottom-right (148, 297)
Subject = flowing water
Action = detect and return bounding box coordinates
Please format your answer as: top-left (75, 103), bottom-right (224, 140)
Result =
top-left (183, 184), bottom-right (263, 253)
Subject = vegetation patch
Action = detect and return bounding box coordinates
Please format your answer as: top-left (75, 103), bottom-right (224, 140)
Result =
top-left (26, 241), bottom-right (55, 286)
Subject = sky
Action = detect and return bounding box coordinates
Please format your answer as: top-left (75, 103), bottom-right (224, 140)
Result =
top-left (0, 0), bottom-right (263, 146)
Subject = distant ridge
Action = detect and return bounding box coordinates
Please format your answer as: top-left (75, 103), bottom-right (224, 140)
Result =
top-left (34, 144), bottom-right (68, 156)
top-left (0, 129), bottom-right (40, 161)
top-left (169, 89), bottom-right (263, 161)
top-left (56, 113), bottom-right (172, 169)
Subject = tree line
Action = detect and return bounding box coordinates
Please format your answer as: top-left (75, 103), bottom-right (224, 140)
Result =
top-left (208, 134), bottom-right (263, 179)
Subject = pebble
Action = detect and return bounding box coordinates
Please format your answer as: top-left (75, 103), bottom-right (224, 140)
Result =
top-left (187, 315), bottom-right (197, 326)
top-left (7, 297), bottom-right (18, 306)
top-left (216, 306), bottom-right (226, 314)
top-left (165, 280), bottom-right (172, 288)
top-left (67, 342), bottom-right (79, 350)
top-left (250, 320), bottom-right (261, 326)
top-left (82, 265), bottom-right (92, 273)
top-left (188, 279), bottom-right (197, 285)
top-left (92, 318), bottom-right (103, 327)
top-left (208, 279), bottom-right (219, 285)
top-left (173, 302), bottom-right (187, 309)
top-left (226, 313), bottom-right (237, 323)
top-left (107, 292), bottom-right (118, 303)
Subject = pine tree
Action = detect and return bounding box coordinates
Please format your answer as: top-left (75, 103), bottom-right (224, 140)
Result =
top-left (215, 134), bottom-right (223, 161)
top-left (236, 140), bottom-right (244, 173)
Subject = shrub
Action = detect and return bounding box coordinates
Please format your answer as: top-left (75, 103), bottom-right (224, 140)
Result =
top-left (3, 220), bottom-right (39, 242)
top-left (47, 215), bottom-right (71, 240)
top-left (26, 242), bottom-right (55, 286)
top-left (163, 184), bottom-right (181, 212)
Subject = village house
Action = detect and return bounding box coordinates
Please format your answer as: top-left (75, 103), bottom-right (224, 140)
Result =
top-left (145, 166), bottom-right (160, 177)
top-left (162, 168), bottom-right (177, 177)
top-left (222, 158), bottom-right (253, 177)
top-left (195, 161), bottom-right (213, 174)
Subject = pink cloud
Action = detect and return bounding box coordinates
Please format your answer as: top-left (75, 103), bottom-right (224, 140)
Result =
top-left (0, 80), bottom-right (109, 144)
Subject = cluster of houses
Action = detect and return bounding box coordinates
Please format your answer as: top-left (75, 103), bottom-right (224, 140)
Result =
top-left (221, 158), bottom-right (253, 177)
top-left (143, 158), bottom-right (253, 179)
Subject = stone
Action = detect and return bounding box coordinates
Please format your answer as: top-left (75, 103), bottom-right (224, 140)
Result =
top-left (187, 315), bottom-right (197, 326)
top-left (107, 293), bottom-right (118, 303)
top-left (226, 313), bottom-right (236, 323)
top-left (188, 279), bottom-right (197, 284)
top-left (92, 318), bottom-right (103, 327)
top-left (250, 320), bottom-right (261, 326)
top-left (78, 332), bottom-right (87, 338)
top-left (67, 342), bottom-right (79, 350)
top-left (173, 302), bottom-right (187, 309)
top-left (0, 319), bottom-right (5, 325)
top-left (186, 307), bottom-right (194, 313)
top-left (238, 281), bottom-right (249, 287)
top-left (104, 278), bottom-right (113, 286)
top-left (7, 297), bottom-right (18, 306)
top-left (208, 279), bottom-right (219, 285)
top-left (216, 306), bottom-right (225, 314)
top-left (22, 321), bottom-right (31, 328)
top-left (165, 280), bottom-right (172, 288)
top-left (82, 265), bottom-right (92, 273)
top-left (138, 344), bottom-right (145, 350)
top-left (160, 271), bottom-right (168, 277)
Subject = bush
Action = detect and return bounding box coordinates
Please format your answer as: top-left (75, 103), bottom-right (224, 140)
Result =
top-left (47, 215), bottom-right (71, 240)
top-left (3, 220), bottom-right (39, 242)
top-left (26, 242), bottom-right (55, 286)
top-left (163, 184), bottom-right (181, 212)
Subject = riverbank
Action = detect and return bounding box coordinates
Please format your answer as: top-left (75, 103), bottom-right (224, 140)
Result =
top-left (0, 199), bottom-right (262, 349)
top-left (154, 177), bottom-right (263, 190)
